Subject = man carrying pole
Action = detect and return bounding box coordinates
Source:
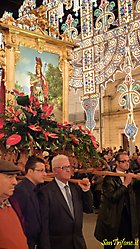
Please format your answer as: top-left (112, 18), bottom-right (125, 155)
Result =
top-left (94, 152), bottom-right (138, 249)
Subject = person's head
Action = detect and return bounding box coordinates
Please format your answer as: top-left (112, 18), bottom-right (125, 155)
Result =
top-left (115, 152), bottom-right (129, 172)
top-left (35, 57), bottom-right (42, 76)
top-left (25, 156), bottom-right (46, 185)
top-left (107, 151), bottom-right (113, 160)
top-left (52, 154), bottom-right (72, 184)
top-left (132, 153), bottom-right (138, 161)
top-left (137, 155), bottom-right (140, 165)
top-left (0, 159), bottom-right (20, 201)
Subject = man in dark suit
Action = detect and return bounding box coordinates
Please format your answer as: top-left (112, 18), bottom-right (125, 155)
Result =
top-left (94, 152), bottom-right (138, 249)
top-left (13, 156), bottom-right (46, 249)
top-left (38, 154), bottom-right (93, 249)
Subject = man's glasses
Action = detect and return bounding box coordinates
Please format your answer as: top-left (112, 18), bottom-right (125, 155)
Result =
top-left (118, 160), bottom-right (129, 163)
top-left (34, 169), bottom-right (46, 173)
top-left (56, 166), bottom-right (72, 171)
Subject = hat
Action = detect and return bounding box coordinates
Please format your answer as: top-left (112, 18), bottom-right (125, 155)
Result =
top-left (0, 159), bottom-right (20, 175)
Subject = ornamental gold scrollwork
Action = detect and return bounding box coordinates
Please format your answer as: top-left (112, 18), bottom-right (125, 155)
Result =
top-left (15, 49), bottom-right (21, 64)
top-left (68, 62), bottom-right (74, 82)
top-left (0, 13), bottom-right (16, 26)
top-left (30, 5), bottom-right (49, 33)
top-left (59, 49), bottom-right (74, 82)
top-left (11, 34), bottom-right (18, 44)
top-left (35, 38), bottom-right (46, 53)
top-left (0, 48), bottom-right (5, 67)
top-left (0, 31), bottom-right (6, 68)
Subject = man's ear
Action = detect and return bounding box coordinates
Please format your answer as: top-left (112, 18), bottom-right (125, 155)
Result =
top-left (28, 168), bottom-right (34, 174)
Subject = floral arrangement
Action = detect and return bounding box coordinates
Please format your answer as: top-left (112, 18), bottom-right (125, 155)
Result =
top-left (0, 90), bottom-right (100, 168)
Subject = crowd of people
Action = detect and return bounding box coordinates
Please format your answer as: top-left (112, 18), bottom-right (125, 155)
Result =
top-left (0, 145), bottom-right (140, 249)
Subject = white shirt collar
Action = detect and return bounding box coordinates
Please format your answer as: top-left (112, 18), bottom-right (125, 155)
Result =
top-left (116, 169), bottom-right (125, 183)
top-left (55, 177), bottom-right (68, 189)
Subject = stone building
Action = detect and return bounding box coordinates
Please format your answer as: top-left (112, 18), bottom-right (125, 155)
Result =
top-left (69, 68), bottom-right (140, 152)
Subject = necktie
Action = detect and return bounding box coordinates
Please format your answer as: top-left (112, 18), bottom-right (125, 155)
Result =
top-left (64, 185), bottom-right (74, 218)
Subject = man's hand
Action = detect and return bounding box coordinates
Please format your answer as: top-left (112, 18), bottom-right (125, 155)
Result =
top-left (78, 178), bottom-right (91, 191)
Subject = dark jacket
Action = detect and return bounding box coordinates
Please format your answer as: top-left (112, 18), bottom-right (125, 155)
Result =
top-left (13, 177), bottom-right (41, 249)
top-left (9, 196), bottom-right (25, 233)
top-left (38, 179), bottom-right (93, 249)
top-left (94, 175), bottom-right (138, 242)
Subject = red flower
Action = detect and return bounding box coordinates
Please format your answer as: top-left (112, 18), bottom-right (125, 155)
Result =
top-left (78, 125), bottom-right (90, 134)
top-left (0, 133), bottom-right (4, 139)
top-left (48, 133), bottom-right (58, 138)
top-left (28, 125), bottom-right (42, 131)
top-left (29, 96), bottom-right (40, 107)
top-left (7, 117), bottom-right (20, 123)
top-left (57, 123), bottom-right (69, 130)
top-left (42, 105), bottom-right (54, 117)
top-left (43, 131), bottom-right (49, 141)
top-left (0, 125), bottom-right (3, 129)
top-left (6, 134), bottom-right (21, 145)
top-left (90, 135), bottom-right (98, 148)
top-left (69, 134), bottom-right (79, 144)
top-left (7, 107), bottom-right (20, 117)
top-left (0, 119), bottom-right (4, 129)
top-left (26, 106), bottom-right (37, 116)
top-left (42, 130), bottom-right (58, 141)
top-left (12, 89), bottom-right (24, 96)
top-left (40, 113), bottom-right (45, 119)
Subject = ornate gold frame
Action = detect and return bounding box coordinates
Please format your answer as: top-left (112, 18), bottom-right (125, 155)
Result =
top-left (0, 23), bottom-right (75, 122)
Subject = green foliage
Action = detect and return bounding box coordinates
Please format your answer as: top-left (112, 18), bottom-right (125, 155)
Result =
top-left (15, 81), bottom-right (24, 92)
top-left (0, 90), bottom-right (100, 168)
top-left (45, 63), bottom-right (63, 108)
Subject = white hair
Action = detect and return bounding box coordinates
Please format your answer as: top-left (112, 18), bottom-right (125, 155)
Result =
top-left (52, 154), bottom-right (69, 170)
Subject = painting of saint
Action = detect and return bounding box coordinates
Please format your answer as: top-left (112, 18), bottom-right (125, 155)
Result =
top-left (30, 57), bottom-right (48, 102)
top-left (15, 46), bottom-right (63, 120)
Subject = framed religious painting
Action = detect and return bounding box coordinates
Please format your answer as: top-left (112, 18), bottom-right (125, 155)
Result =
top-left (0, 18), bottom-right (74, 122)
top-left (15, 46), bottom-right (63, 121)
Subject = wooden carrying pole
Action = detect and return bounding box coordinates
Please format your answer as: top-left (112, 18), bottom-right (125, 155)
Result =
top-left (45, 169), bottom-right (140, 185)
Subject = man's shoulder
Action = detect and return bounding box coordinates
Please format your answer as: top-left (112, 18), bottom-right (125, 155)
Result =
top-left (103, 175), bottom-right (120, 184)
top-left (39, 180), bottom-right (56, 192)
top-left (15, 178), bottom-right (32, 195)
top-left (69, 181), bottom-right (79, 190)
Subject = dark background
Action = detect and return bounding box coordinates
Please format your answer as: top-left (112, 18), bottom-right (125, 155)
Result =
top-left (0, 0), bottom-right (43, 19)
